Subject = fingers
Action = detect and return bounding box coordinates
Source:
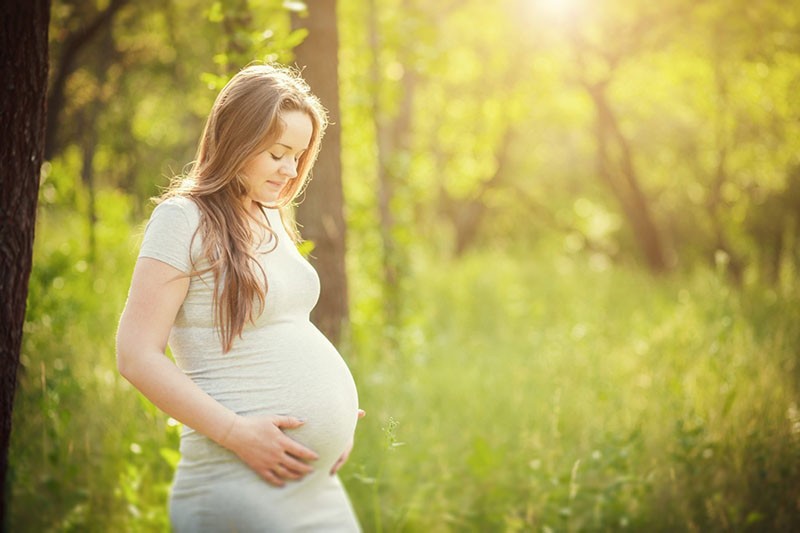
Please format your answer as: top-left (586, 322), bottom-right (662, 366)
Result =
top-left (283, 437), bottom-right (319, 462)
top-left (357, 409), bottom-right (366, 419)
top-left (272, 415), bottom-right (305, 429)
top-left (271, 417), bottom-right (319, 460)
top-left (235, 415), bottom-right (324, 486)
top-left (330, 456), bottom-right (344, 476)
top-left (282, 453), bottom-right (315, 475)
top-left (259, 458), bottom-right (310, 486)
top-left (274, 463), bottom-right (303, 481)
top-left (330, 447), bottom-right (352, 475)
top-left (261, 469), bottom-right (285, 488)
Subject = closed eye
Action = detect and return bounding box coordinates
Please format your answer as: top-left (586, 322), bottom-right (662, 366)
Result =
top-left (271, 151), bottom-right (304, 162)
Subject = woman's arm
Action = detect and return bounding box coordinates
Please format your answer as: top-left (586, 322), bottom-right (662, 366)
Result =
top-left (116, 257), bottom-right (318, 486)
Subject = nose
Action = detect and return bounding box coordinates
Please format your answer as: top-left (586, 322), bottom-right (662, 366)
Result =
top-left (280, 159), bottom-right (298, 179)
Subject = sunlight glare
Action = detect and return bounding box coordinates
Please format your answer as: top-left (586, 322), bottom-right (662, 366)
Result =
top-left (537, 0), bottom-right (582, 19)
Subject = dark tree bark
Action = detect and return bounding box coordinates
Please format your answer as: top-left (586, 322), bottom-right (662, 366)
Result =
top-left (0, 0), bottom-right (51, 525)
top-left (291, 1), bottom-right (349, 346)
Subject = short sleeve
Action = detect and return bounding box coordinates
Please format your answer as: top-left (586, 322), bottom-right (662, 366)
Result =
top-left (138, 198), bottom-right (199, 274)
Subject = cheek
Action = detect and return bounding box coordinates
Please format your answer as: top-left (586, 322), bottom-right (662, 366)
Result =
top-left (246, 156), bottom-right (273, 178)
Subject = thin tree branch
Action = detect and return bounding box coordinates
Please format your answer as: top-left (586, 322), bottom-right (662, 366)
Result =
top-left (45, 0), bottom-right (128, 160)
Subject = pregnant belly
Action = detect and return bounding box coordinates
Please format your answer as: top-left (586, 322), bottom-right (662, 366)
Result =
top-left (175, 322), bottom-right (360, 471)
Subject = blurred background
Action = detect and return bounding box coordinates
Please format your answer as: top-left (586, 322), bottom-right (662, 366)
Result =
top-left (9, 0), bottom-right (800, 531)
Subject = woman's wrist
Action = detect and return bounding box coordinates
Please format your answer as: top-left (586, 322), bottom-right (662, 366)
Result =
top-left (217, 412), bottom-right (239, 449)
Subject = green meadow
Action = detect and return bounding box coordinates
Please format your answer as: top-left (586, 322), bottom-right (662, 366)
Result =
top-left (9, 197), bottom-right (799, 531)
top-left (10, 0), bottom-right (800, 530)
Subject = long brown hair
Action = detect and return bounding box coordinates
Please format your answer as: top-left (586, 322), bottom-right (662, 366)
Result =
top-left (161, 64), bottom-right (327, 352)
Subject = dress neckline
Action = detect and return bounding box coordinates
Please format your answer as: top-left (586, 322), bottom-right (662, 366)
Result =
top-left (253, 202), bottom-right (280, 251)
top-left (256, 202), bottom-right (274, 228)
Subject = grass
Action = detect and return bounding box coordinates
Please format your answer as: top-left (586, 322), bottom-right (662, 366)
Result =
top-left (8, 204), bottom-right (800, 531)
top-left (343, 249), bottom-right (800, 532)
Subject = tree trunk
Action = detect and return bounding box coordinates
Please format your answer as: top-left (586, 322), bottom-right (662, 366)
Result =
top-left (0, 0), bottom-right (50, 524)
top-left (367, 0), bottom-right (416, 328)
top-left (367, 0), bottom-right (397, 321)
top-left (450, 128), bottom-right (514, 256)
top-left (291, 1), bottom-right (349, 346)
top-left (44, 0), bottom-right (127, 160)
top-left (588, 82), bottom-right (669, 273)
top-left (80, 25), bottom-right (115, 270)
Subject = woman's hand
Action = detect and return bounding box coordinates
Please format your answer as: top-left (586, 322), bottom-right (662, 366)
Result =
top-left (330, 409), bottom-right (366, 476)
top-left (221, 414), bottom-right (319, 487)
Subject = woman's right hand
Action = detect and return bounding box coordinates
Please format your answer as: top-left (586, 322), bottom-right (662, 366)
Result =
top-left (220, 415), bottom-right (319, 487)
top-left (117, 257), bottom-right (317, 488)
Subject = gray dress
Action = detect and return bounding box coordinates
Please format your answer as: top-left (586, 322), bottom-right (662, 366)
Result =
top-left (138, 197), bottom-right (361, 532)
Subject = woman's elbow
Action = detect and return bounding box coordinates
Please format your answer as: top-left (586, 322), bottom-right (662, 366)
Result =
top-left (116, 338), bottom-right (132, 380)
top-left (115, 326), bottom-right (139, 381)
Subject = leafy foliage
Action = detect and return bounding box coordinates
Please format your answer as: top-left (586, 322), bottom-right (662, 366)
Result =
top-left (8, 0), bottom-right (800, 530)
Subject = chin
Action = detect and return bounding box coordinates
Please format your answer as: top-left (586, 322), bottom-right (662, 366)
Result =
top-left (254, 192), bottom-right (281, 205)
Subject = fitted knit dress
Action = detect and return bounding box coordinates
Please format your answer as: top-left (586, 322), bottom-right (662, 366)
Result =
top-left (138, 196), bottom-right (361, 532)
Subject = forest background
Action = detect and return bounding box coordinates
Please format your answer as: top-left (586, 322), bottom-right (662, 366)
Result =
top-left (8, 0), bottom-right (800, 531)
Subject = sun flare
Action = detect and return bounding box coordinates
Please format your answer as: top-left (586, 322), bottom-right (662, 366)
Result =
top-left (537, 0), bottom-right (582, 18)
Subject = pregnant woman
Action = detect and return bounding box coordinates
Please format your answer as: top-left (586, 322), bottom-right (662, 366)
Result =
top-left (116, 64), bottom-right (363, 531)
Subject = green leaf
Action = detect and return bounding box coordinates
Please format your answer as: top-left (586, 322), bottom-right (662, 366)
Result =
top-left (159, 447), bottom-right (181, 469)
top-left (206, 2), bottom-right (224, 23)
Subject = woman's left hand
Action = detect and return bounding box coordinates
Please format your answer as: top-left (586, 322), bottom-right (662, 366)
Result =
top-left (330, 409), bottom-right (366, 475)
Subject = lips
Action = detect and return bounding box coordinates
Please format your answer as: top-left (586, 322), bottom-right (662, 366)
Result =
top-left (266, 180), bottom-right (285, 188)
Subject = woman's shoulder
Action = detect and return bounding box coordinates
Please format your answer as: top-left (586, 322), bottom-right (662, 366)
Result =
top-left (156, 194), bottom-right (200, 213)
top-left (152, 195), bottom-right (201, 226)
top-left (140, 195), bottom-right (202, 272)
top-left (142, 195), bottom-right (202, 245)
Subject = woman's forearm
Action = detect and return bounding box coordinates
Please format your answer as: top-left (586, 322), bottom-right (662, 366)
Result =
top-left (116, 257), bottom-right (237, 447)
top-left (117, 346), bottom-right (236, 446)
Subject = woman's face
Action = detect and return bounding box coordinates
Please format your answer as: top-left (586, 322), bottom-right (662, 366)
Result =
top-left (240, 110), bottom-right (313, 209)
